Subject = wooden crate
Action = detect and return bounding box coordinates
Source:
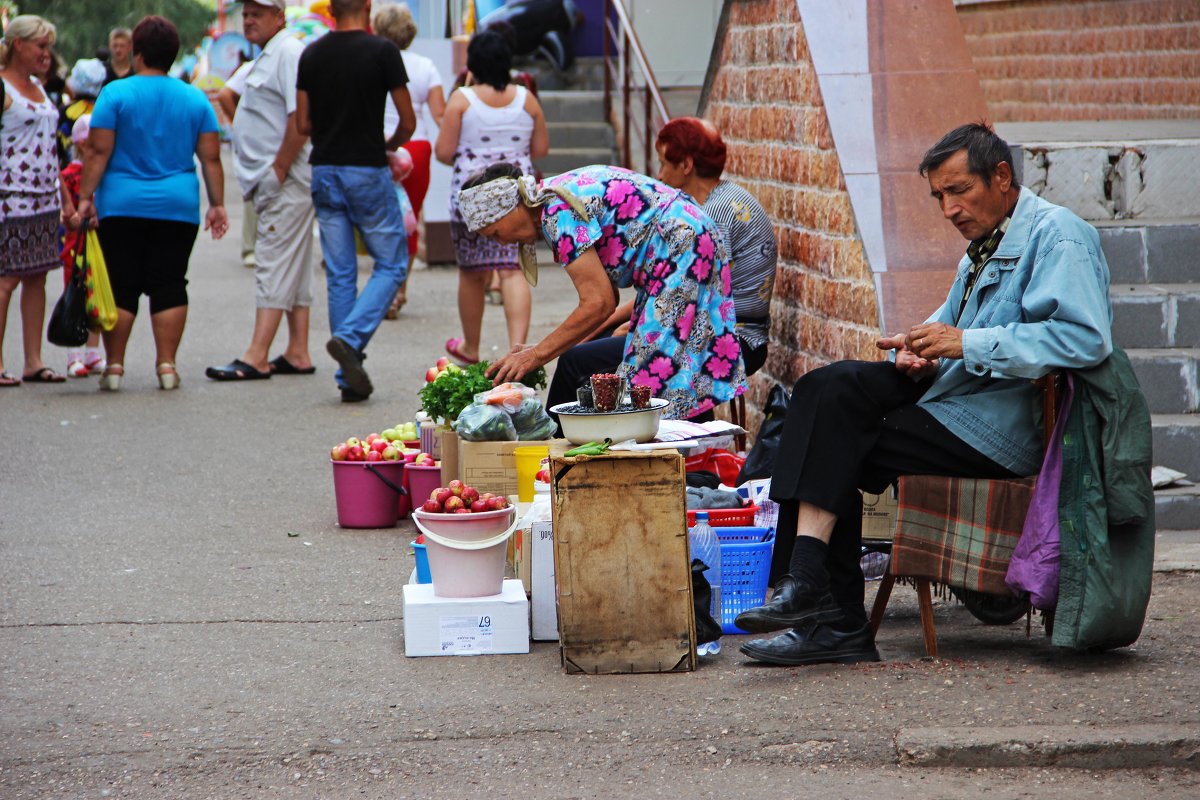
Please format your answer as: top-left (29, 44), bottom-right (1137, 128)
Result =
top-left (549, 449), bottom-right (695, 674)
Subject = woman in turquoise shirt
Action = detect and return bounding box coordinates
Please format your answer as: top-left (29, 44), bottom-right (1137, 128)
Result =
top-left (76, 15), bottom-right (228, 392)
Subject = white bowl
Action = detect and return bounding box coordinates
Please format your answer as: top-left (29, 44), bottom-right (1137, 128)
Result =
top-left (549, 398), bottom-right (670, 445)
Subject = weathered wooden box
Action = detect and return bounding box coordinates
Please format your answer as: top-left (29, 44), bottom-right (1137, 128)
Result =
top-left (549, 449), bottom-right (695, 674)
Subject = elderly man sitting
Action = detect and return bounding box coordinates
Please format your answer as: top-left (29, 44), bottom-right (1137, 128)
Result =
top-left (735, 122), bottom-right (1114, 666)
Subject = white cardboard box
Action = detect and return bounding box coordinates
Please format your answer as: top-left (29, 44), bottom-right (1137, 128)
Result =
top-left (530, 520), bottom-right (558, 641)
top-left (402, 579), bottom-right (530, 657)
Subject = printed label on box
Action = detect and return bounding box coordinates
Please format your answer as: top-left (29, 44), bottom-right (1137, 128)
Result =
top-left (440, 614), bottom-right (495, 654)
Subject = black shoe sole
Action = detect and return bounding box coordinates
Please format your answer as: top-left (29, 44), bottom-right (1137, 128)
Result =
top-left (327, 337), bottom-right (372, 397)
top-left (738, 642), bottom-right (882, 667)
top-left (733, 603), bottom-right (844, 634)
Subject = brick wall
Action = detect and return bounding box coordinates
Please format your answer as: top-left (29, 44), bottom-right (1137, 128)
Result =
top-left (958, 0), bottom-right (1200, 121)
top-left (706, 0), bottom-right (880, 429)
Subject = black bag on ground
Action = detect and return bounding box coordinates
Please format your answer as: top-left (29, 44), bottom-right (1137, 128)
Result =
top-left (47, 258), bottom-right (89, 347)
top-left (692, 559), bottom-right (723, 645)
top-left (734, 383), bottom-right (791, 484)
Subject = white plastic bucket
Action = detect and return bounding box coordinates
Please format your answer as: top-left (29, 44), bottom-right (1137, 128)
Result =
top-left (411, 508), bottom-right (517, 597)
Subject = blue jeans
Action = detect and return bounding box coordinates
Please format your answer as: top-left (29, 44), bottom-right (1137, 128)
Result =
top-left (311, 165), bottom-right (408, 386)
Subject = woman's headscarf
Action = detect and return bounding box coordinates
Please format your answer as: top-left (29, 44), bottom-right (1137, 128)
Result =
top-left (458, 174), bottom-right (589, 286)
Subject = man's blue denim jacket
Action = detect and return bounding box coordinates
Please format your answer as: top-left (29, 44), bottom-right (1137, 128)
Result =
top-left (917, 187), bottom-right (1113, 476)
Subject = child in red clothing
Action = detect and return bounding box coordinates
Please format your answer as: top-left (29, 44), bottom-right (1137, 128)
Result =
top-left (59, 114), bottom-right (105, 377)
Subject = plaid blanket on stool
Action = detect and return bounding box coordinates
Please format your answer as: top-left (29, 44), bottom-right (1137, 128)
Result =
top-left (888, 475), bottom-right (1035, 596)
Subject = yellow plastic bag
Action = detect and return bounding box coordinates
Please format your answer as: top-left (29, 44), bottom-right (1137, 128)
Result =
top-left (84, 229), bottom-right (118, 332)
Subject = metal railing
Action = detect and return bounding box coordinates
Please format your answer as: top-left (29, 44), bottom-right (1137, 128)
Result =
top-left (603, 0), bottom-right (672, 173)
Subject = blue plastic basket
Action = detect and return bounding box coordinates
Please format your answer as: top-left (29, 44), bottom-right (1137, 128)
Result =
top-left (714, 526), bottom-right (775, 634)
top-left (410, 540), bottom-right (432, 584)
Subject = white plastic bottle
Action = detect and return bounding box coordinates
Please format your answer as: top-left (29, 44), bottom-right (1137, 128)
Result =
top-left (688, 511), bottom-right (722, 656)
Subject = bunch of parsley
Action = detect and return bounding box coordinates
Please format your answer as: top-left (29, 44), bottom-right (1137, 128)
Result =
top-left (418, 362), bottom-right (547, 422)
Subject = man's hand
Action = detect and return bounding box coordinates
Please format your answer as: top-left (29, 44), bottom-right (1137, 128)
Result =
top-left (486, 344), bottom-right (544, 385)
top-left (877, 332), bottom-right (939, 379)
top-left (906, 322), bottom-right (964, 360)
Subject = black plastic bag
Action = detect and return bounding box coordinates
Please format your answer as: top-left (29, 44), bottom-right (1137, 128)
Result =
top-left (691, 559), bottom-right (723, 645)
top-left (47, 258), bottom-right (89, 347)
top-left (734, 383), bottom-right (791, 484)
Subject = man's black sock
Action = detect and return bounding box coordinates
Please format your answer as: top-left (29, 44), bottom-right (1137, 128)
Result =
top-left (787, 535), bottom-right (830, 589)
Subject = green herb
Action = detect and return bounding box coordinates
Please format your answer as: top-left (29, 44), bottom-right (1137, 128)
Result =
top-left (417, 362), bottom-right (548, 423)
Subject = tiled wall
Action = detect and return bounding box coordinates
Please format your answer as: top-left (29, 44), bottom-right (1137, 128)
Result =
top-left (705, 0), bottom-right (881, 424)
top-left (959, 0), bottom-right (1200, 121)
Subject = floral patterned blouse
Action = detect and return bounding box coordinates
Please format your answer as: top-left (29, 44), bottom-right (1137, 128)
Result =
top-left (541, 165), bottom-right (746, 419)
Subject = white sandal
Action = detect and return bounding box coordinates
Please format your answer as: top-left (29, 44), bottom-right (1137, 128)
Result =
top-left (157, 362), bottom-right (180, 391)
top-left (99, 364), bottom-right (123, 392)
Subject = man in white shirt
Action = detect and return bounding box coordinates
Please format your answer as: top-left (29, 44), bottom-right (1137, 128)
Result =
top-left (207, 0), bottom-right (318, 381)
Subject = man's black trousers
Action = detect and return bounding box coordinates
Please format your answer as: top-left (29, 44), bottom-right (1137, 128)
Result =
top-left (768, 360), bottom-right (1018, 626)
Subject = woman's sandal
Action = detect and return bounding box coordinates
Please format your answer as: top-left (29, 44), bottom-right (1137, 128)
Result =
top-left (157, 362), bottom-right (180, 391)
top-left (0, 371), bottom-right (20, 387)
top-left (99, 364), bottom-right (124, 392)
top-left (385, 289), bottom-right (406, 320)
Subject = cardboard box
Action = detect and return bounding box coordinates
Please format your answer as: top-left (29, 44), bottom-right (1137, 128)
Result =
top-left (861, 484), bottom-right (900, 542)
top-left (551, 449), bottom-right (695, 673)
top-left (402, 580), bottom-right (529, 657)
top-left (458, 438), bottom-right (560, 499)
top-left (530, 520), bottom-right (558, 641)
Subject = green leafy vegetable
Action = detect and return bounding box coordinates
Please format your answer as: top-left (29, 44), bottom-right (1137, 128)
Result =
top-left (418, 362), bottom-right (547, 422)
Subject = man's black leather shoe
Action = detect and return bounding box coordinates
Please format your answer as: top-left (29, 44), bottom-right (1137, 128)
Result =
top-left (739, 622), bottom-right (881, 666)
top-left (732, 574), bottom-right (843, 633)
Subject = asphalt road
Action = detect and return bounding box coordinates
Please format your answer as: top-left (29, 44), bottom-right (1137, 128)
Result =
top-left (2, 185), bottom-right (1198, 798)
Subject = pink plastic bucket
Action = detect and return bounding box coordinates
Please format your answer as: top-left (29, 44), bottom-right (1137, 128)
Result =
top-left (331, 459), bottom-right (407, 528)
top-left (411, 507), bottom-right (517, 597)
top-left (404, 462), bottom-right (442, 507)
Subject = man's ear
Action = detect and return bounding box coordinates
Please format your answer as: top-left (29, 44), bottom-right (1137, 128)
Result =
top-left (993, 160), bottom-right (1014, 192)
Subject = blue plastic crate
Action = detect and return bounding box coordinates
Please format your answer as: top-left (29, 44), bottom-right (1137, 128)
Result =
top-left (714, 526), bottom-right (774, 634)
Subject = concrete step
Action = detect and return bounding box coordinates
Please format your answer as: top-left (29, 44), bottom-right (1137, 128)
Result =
top-left (535, 147), bottom-right (616, 176)
top-left (516, 56), bottom-right (606, 92)
top-left (538, 90), bottom-right (606, 124)
top-left (1155, 486), bottom-right (1200, 532)
top-left (1097, 222), bottom-right (1200, 284)
top-left (1128, 349), bottom-right (1200, 414)
top-left (547, 121), bottom-right (616, 150)
top-left (1152, 413), bottom-right (1200, 481)
top-left (1111, 284), bottom-right (1200, 349)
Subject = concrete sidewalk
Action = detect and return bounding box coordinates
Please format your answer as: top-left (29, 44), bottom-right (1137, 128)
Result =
top-left (1, 186), bottom-right (1197, 799)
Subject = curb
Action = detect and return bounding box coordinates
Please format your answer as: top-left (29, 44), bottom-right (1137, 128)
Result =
top-left (896, 724), bottom-right (1200, 769)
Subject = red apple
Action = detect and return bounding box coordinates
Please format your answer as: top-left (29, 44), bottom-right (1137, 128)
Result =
top-left (535, 468), bottom-right (551, 483)
top-left (421, 499), bottom-right (442, 513)
top-left (365, 433), bottom-right (381, 445)
top-left (454, 508), bottom-right (471, 514)
top-left (425, 367), bottom-right (440, 383)
top-left (348, 445), bottom-right (364, 461)
top-left (366, 450), bottom-right (382, 462)
top-left (331, 443), bottom-right (349, 461)
top-left (346, 437), bottom-right (361, 449)
top-left (434, 488), bottom-right (453, 505)
top-left (461, 486), bottom-right (479, 504)
top-left (448, 479), bottom-right (465, 496)
top-left (435, 357), bottom-right (451, 369)
top-left (370, 439), bottom-right (389, 454)
top-left (381, 446), bottom-right (400, 461)
top-left (415, 455), bottom-right (436, 467)
top-left (487, 496), bottom-right (509, 510)
top-left (470, 498), bottom-right (489, 513)
top-left (443, 496), bottom-right (465, 512)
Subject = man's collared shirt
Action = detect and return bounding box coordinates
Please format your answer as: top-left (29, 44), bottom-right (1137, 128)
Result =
top-left (232, 29), bottom-right (311, 197)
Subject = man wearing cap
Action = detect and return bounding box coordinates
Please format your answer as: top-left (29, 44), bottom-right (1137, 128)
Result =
top-left (206, 0), bottom-right (317, 382)
top-left (296, 0), bottom-right (416, 402)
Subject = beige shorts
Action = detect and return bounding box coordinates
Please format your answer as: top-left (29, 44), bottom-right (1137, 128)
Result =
top-left (253, 169), bottom-right (315, 310)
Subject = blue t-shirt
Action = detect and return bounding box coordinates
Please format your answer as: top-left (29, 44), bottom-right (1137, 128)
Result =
top-left (90, 76), bottom-right (219, 224)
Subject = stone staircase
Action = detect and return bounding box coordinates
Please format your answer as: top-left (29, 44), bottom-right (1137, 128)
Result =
top-left (1002, 121), bottom-right (1200, 529)
top-left (523, 57), bottom-right (617, 177)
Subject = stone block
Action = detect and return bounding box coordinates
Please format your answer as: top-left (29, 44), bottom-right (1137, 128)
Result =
top-left (1145, 225), bottom-right (1200, 283)
top-left (1111, 290), bottom-right (1169, 349)
top-left (1041, 147), bottom-right (1113, 220)
top-left (1129, 145), bottom-right (1200, 219)
top-left (1152, 415), bottom-right (1200, 484)
top-left (1097, 227), bottom-right (1146, 283)
top-left (1175, 294), bottom-right (1200, 348)
top-left (1128, 350), bottom-right (1200, 414)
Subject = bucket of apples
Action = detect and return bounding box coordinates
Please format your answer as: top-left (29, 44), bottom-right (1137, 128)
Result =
top-left (329, 433), bottom-right (410, 529)
top-left (411, 481), bottom-right (516, 597)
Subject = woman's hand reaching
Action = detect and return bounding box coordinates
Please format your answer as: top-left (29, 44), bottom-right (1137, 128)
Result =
top-left (487, 344), bottom-right (544, 385)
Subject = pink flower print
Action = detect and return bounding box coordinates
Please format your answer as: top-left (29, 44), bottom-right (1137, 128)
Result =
top-left (556, 237), bottom-right (576, 264)
top-left (696, 232), bottom-right (715, 260)
top-left (722, 267), bottom-right (732, 295)
top-left (713, 333), bottom-right (740, 361)
top-left (546, 201), bottom-right (568, 215)
top-left (604, 179), bottom-right (635, 206)
top-left (719, 299), bottom-right (737, 323)
top-left (705, 356), bottom-right (732, 380)
top-left (676, 303), bottom-right (696, 341)
top-left (597, 236), bottom-right (625, 267)
top-left (616, 194), bottom-right (645, 220)
top-left (649, 356), bottom-right (675, 379)
top-left (633, 369), bottom-right (663, 392)
top-left (643, 328), bottom-right (659, 344)
top-left (573, 224), bottom-right (592, 246)
top-left (694, 398), bottom-right (716, 416)
top-left (690, 259), bottom-right (712, 282)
